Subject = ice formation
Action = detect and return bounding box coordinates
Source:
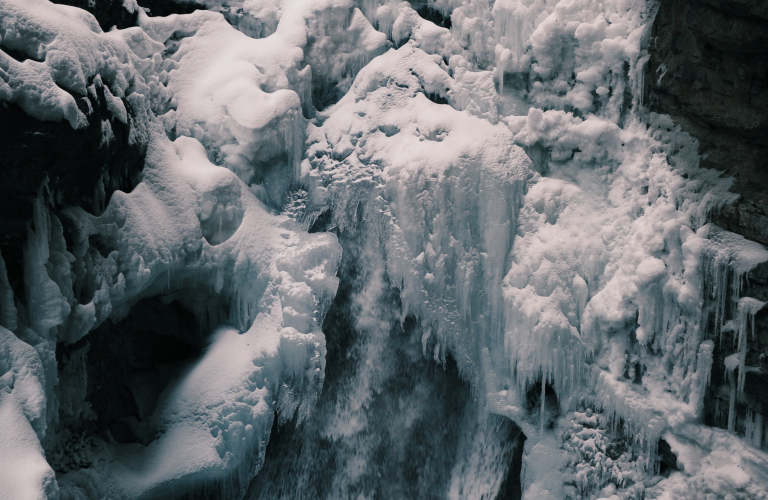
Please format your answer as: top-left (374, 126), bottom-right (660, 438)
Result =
top-left (1, 0), bottom-right (768, 498)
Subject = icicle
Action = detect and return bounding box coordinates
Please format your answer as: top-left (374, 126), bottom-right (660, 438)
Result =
top-left (727, 366), bottom-right (737, 433)
top-left (0, 250), bottom-right (17, 331)
top-left (692, 340), bottom-right (714, 415)
top-left (745, 409), bottom-right (763, 449)
top-left (736, 298), bottom-right (765, 397)
top-left (539, 374), bottom-right (546, 436)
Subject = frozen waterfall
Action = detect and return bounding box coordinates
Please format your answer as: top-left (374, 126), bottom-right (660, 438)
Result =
top-left (0, 0), bottom-right (767, 499)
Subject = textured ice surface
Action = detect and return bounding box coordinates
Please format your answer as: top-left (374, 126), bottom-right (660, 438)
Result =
top-left (49, 130), bottom-right (340, 498)
top-left (2, 0), bottom-right (768, 497)
top-left (301, 1), bottom-right (768, 498)
top-left (0, 0), bottom-right (154, 136)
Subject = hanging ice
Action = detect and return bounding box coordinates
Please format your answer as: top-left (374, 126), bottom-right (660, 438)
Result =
top-left (1, 0), bottom-right (768, 497)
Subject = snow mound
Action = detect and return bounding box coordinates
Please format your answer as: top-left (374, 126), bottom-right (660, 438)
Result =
top-left (652, 425), bottom-right (768, 499)
top-left (0, 326), bottom-right (58, 500)
top-left (0, 0), bottom-right (154, 136)
top-left (133, 1), bottom-right (387, 206)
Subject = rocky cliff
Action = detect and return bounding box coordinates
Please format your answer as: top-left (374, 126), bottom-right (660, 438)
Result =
top-left (648, 0), bottom-right (768, 435)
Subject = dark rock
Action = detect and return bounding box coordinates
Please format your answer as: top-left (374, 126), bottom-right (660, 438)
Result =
top-left (648, 0), bottom-right (768, 246)
top-left (137, 0), bottom-right (206, 18)
top-left (657, 439), bottom-right (679, 476)
top-left (49, 0), bottom-right (207, 32)
top-left (50, 0), bottom-right (138, 31)
top-left (416, 4), bottom-right (452, 30)
top-left (493, 414), bottom-right (526, 500)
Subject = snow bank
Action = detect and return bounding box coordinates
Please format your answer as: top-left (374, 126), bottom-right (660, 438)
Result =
top-left (136, 10), bottom-right (308, 206)
top-left (0, 0), bottom-right (153, 136)
top-left (652, 425), bottom-right (768, 499)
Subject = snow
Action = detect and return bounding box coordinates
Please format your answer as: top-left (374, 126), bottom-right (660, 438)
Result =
top-left (2, 0), bottom-right (768, 496)
top-left (0, 326), bottom-right (58, 500)
top-left (0, 0), bottom-right (154, 133)
top-left (1, 0), bottom-right (341, 492)
top-left (652, 426), bottom-right (768, 499)
top-left (300, 0), bottom-right (768, 497)
top-left (47, 126), bottom-right (340, 497)
top-left (303, 44), bottom-right (531, 392)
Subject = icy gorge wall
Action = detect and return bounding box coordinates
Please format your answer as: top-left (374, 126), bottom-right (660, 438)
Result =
top-left (1, 0), bottom-right (767, 499)
top-left (647, 0), bottom-right (768, 470)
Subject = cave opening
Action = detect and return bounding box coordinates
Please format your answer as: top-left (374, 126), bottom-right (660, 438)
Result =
top-left (51, 292), bottom-right (225, 473)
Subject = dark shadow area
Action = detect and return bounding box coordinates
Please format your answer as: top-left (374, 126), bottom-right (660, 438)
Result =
top-left (0, 80), bottom-right (146, 305)
top-left (49, 0), bottom-right (206, 31)
top-left (312, 82), bottom-right (346, 113)
top-left (416, 5), bottom-right (452, 29)
top-left (648, 0), bottom-right (768, 246)
top-left (51, 295), bottom-right (211, 473)
top-left (492, 414), bottom-right (526, 500)
top-left (657, 439), bottom-right (679, 477)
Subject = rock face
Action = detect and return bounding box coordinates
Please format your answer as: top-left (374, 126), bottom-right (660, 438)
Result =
top-left (648, 0), bottom-right (768, 438)
top-left (648, 0), bottom-right (768, 245)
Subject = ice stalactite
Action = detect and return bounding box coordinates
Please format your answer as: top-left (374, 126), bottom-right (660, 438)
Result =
top-left (0, 252), bottom-right (18, 331)
top-left (724, 298), bottom-right (766, 433)
top-left (746, 409), bottom-right (765, 451)
top-left (300, 0), bottom-right (768, 497)
top-left (302, 45), bottom-right (531, 398)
